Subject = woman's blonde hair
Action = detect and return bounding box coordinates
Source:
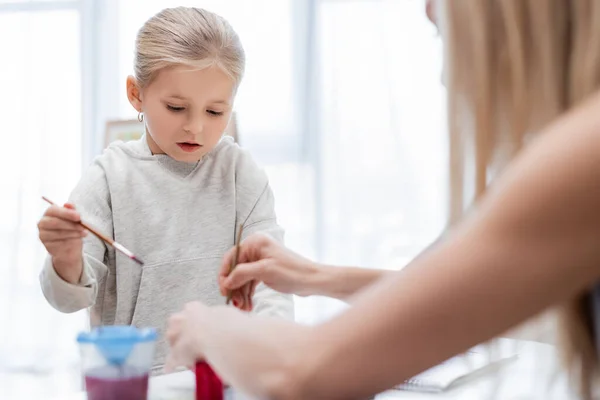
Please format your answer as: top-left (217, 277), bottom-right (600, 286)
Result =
top-left (134, 7), bottom-right (245, 88)
top-left (443, 0), bottom-right (600, 397)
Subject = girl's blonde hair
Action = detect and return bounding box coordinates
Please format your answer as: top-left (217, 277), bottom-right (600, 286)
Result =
top-left (134, 7), bottom-right (245, 88)
top-left (443, 0), bottom-right (600, 397)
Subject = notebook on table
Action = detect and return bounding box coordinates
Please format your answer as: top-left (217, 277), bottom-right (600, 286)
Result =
top-left (394, 349), bottom-right (519, 393)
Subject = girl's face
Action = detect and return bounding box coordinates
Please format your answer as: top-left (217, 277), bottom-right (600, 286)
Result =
top-left (128, 65), bottom-right (235, 162)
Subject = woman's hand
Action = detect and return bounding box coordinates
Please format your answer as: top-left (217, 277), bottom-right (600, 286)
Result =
top-left (165, 301), bottom-right (312, 398)
top-left (219, 233), bottom-right (320, 311)
top-left (164, 302), bottom-right (207, 370)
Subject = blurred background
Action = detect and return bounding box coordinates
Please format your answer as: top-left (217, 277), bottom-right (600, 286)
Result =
top-left (0, 0), bottom-right (445, 397)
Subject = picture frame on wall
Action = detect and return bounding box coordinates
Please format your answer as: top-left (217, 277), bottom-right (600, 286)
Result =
top-left (104, 119), bottom-right (145, 148)
top-left (104, 112), bottom-right (239, 148)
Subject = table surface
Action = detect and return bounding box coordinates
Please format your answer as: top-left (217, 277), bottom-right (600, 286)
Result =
top-left (56, 339), bottom-right (577, 400)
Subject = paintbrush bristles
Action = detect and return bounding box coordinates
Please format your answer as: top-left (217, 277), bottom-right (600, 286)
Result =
top-left (112, 242), bottom-right (145, 265)
top-left (226, 224), bottom-right (244, 305)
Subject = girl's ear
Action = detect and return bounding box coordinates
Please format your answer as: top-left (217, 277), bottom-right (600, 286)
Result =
top-left (126, 75), bottom-right (143, 112)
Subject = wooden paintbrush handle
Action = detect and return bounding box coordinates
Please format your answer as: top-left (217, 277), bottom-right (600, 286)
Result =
top-left (79, 220), bottom-right (114, 245)
top-left (226, 224), bottom-right (244, 304)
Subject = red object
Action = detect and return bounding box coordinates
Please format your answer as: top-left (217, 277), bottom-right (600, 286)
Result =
top-left (84, 366), bottom-right (149, 400)
top-left (195, 361), bottom-right (224, 400)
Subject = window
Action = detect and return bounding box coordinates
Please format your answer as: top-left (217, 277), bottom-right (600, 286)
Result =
top-left (0, 1), bottom-right (89, 396)
top-left (317, 0), bottom-right (446, 268)
top-left (305, 0), bottom-right (446, 320)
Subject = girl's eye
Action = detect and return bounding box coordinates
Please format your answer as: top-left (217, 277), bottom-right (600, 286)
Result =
top-left (207, 110), bottom-right (224, 116)
top-left (167, 105), bottom-right (185, 112)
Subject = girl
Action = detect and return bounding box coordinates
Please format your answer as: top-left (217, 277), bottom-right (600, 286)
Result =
top-left (37, 7), bottom-right (293, 373)
top-left (165, 0), bottom-right (600, 398)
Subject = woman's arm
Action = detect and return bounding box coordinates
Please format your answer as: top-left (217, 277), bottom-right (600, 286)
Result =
top-left (219, 234), bottom-right (392, 301)
top-left (310, 265), bottom-right (393, 300)
top-left (294, 93), bottom-right (600, 399)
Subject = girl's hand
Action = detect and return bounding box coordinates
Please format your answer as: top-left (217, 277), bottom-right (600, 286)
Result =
top-left (37, 203), bottom-right (86, 283)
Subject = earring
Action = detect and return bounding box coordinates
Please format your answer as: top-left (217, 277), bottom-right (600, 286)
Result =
top-left (138, 112), bottom-right (144, 123)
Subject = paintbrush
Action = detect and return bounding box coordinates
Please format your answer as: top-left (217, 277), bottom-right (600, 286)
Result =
top-left (226, 224), bottom-right (244, 305)
top-left (42, 196), bottom-right (144, 266)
